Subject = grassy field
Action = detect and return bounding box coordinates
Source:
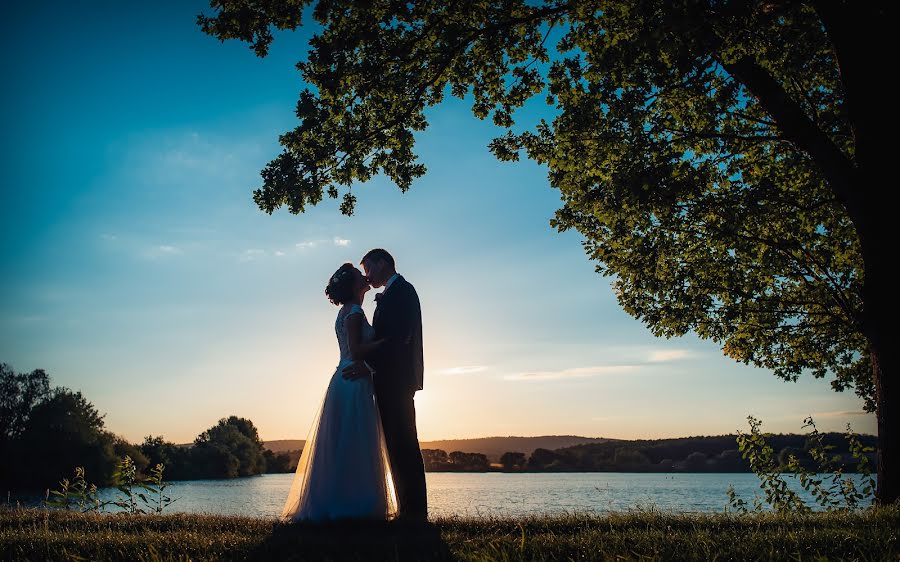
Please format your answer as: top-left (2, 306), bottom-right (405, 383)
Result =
top-left (1, 506), bottom-right (898, 561)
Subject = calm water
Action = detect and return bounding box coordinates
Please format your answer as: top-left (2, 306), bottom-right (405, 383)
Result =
top-left (77, 472), bottom-right (873, 518)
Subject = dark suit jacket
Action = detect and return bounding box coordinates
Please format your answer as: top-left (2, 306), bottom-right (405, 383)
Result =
top-left (371, 275), bottom-right (424, 394)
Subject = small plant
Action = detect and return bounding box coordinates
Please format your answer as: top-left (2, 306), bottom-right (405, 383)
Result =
top-left (846, 423), bottom-right (877, 502)
top-left (730, 415), bottom-right (808, 513)
top-left (44, 467), bottom-right (106, 512)
top-left (140, 463), bottom-right (178, 514)
top-left (43, 456), bottom-right (180, 515)
top-left (111, 455), bottom-right (145, 514)
top-left (728, 415), bottom-right (876, 513)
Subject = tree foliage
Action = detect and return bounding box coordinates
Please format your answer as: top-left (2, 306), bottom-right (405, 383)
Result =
top-left (500, 451), bottom-right (527, 471)
top-left (0, 363), bottom-right (51, 442)
top-left (19, 390), bottom-right (120, 486)
top-left (193, 416), bottom-right (268, 478)
top-left (197, 0), bottom-right (877, 412)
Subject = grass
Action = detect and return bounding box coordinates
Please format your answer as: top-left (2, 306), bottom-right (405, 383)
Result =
top-left (1, 506), bottom-right (898, 561)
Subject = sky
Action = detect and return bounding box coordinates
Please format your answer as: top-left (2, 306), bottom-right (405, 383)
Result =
top-left (0, 1), bottom-right (875, 444)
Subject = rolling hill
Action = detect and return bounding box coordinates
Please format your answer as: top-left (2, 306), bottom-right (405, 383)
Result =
top-left (263, 435), bottom-right (614, 462)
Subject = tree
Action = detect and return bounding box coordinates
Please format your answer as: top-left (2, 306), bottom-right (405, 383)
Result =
top-left (421, 448), bottom-right (450, 471)
top-left (199, 1), bottom-right (895, 503)
top-left (612, 447), bottom-right (651, 470)
top-left (15, 389), bottom-right (118, 489)
top-left (500, 451), bottom-right (527, 471)
top-left (193, 416), bottom-right (267, 477)
top-left (262, 449), bottom-right (295, 473)
top-left (113, 437), bottom-right (150, 475)
top-left (1, 364), bottom-right (52, 485)
top-left (448, 451), bottom-right (490, 471)
top-left (141, 435), bottom-right (193, 480)
top-left (682, 451), bottom-right (709, 472)
top-left (0, 364), bottom-right (51, 442)
top-left (527, 448), bottom-right (562, 470)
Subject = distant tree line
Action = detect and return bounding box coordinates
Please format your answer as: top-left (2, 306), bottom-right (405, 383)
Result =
top-left (422, 433), bottom-right (877, 473)
top-left (138, 416), bottom-right (294, 481)
top-left (0, 364), bottom-right (293, 492)
top-left (421, 449), bottom-right (491, 471)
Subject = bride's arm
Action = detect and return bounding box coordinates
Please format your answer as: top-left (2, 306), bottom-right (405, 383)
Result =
top-left (345, 312), bottom-right (384, 360)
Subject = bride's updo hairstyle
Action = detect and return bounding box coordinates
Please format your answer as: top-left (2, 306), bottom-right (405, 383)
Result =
top-left (325, 263), bottom-right (357, 305)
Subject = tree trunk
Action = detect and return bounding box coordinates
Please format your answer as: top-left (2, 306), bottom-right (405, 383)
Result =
top-left (815, 0), bottom-right (895, 505)
top-left (858, 203), bottom-right (897, 505)
top-left (870, 346), bottom-right (896, 505)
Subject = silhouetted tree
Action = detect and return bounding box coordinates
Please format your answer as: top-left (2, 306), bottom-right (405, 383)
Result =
top-left (613, 448), bottom-right (651, 470)
top-left (712, 449), bottom-right (749, 472)
top-left (263, 449), bottom-right (295, 473)
top-left (193, 416), bottom-right (267, 478)
top-left (200, 1), bottom-right (895, 504)
top-left (0, 364), bottom-right (51, 440)
top-left (421, 448), bottom-right (450, 471)
top-left (449, 451), bottom-right (490, 471)
top-left (500, 451), bottom-right (527, 471)
top-left (528, 448), bottom-right (562, 471)
top-left (140, 435), bottom-right (193, 480)
top-left (15, 389), bottom-right (118, 489)
top-left (1, 364), bottom-right (52, 486)
top-left (191, 441), bottom-right (241, 479)
top-left (113, 437), bottom-right (150, 475)
top-left (682, 451), bottom-right (709, 472)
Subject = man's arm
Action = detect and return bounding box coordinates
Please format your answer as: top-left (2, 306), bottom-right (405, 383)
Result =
top-left (392, 283), bottom-right (417, 346)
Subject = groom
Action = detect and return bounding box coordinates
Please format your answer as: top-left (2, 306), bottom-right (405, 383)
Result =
top-left (342, 248), bottom-right (427, 521)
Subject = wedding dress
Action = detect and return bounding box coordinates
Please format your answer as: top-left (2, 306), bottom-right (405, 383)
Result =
top-left (281, 303), bottom-right (399, 522)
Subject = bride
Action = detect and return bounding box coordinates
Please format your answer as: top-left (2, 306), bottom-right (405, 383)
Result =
top-left (281, 263), bottom-right (399, 522)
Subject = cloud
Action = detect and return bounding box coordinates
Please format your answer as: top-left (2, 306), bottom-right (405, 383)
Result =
top-left (126, 130), bottom-right (267, 189)
top-left (144, 244), bottom-right (183, 258)
top-left (504, 348), bottom-right (691, 382)
top-left (439, 366), bottom-right (488, 375)
top-left (505, 365), bottom-right (639, 381)
top-left (100, 233), bottom-right (118, 241)
top-left (274, 250), bottom-right (286, 257)
top-left (811, 410), bottom-right (872, 419)
top-left (647, 349), bottom-right (691, 363)
top-left (293, 237), bottom-right (350, 251)
top-left (239, 249), bottom-right (266, 262)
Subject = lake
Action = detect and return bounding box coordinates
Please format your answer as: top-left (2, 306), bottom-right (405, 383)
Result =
top-left (76, 472), bottom-right (873, 518)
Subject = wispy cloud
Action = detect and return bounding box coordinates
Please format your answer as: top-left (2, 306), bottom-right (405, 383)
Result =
top-left (126, 130), bottom-right (266, 189)
top-left (647, 349), bottom-right (691, 362)
top-left (293, 237), bottom-right (350, 250)
top-left (505, 365), bottom-right (639, 381)
top-left (100, 233), bottom-right (118, 241)
top-left (505, 348), bottom-right (691, 382)
top-left (811, 410), bottom-right (872, 419)
top-left (440, 366), bottom-right (488, 375)
top-left (144, 244), bottom-right (183, 258)
top-left (239, 249), bottom-right (266, 262)
top-left (274, 250), bottom-right (286, 257)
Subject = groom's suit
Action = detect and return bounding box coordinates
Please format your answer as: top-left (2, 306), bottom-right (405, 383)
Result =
top-left (371, 274), bottom-right (427, 519)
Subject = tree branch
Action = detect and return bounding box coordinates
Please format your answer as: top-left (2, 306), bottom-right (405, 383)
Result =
top-left (719, 56), bottom-right (858, 209)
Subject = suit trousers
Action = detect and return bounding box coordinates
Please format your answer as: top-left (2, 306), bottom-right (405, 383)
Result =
top-left (375, 386), bottom-right (427, 519)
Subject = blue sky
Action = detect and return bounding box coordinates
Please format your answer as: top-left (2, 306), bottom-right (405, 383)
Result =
top-left (0, 1), bottom-right (875, 444)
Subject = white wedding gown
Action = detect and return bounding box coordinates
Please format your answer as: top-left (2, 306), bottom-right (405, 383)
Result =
top-left (281, 303), bottom-right (399, 522)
